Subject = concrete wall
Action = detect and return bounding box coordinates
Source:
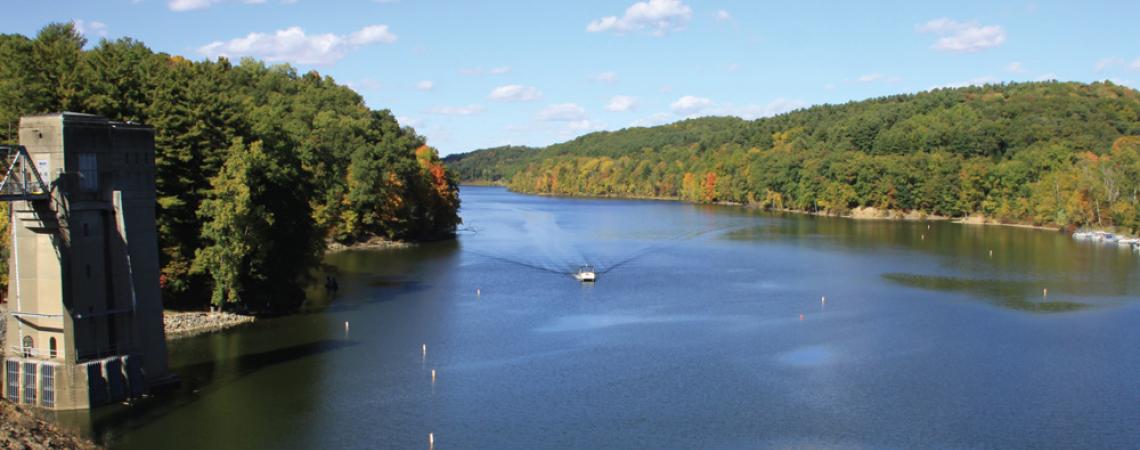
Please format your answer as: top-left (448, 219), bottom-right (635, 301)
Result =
top-left (2, 113), bottom-right (169, 410)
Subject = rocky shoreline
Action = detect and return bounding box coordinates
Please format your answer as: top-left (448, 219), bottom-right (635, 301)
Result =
top-left (163, 310), bottom-right (256, 340)
top-left (0, 399), bottom-right (98, 449)
top-left (325, 236), bottom-right (415, 253)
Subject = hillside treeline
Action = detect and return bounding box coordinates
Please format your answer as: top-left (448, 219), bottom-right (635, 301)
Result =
top-left (0, 23), bottom-right (460, 311)
top-left (447, 82), bottom-right (1140, 234)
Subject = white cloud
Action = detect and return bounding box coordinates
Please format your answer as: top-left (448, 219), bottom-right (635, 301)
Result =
top-left (1131, 59), bottom-right (1140, 71)
top-left (605, 95), bottom-right (638, 112)
top-left (823, 83), bottom-right (836, 90)
top-left (726, 63), bottom-right (740, 72)
top-left (854, 73), bottom-right (901, 83)
top-left (72, 20), bottom-right (108, 38)
top-left (715, 9), bottom-right (731, 21)
top-left (169, 0), bottom-right (220, 11)
top-left (1035, 73), bottom-right (1057, 81)
top-left (197, 25), bottom-right (397, 65)
top-left (416, 80), bottom-right (435, 91)
top-left (429, 105), bottom-right (485, 116)
top-left (459, 66), bottom-right (511, 76)
top-left (591, 71), bottom-right (618, 83)
top-left (586, 0), bottom-right (693, 36)
top-left (347, 25), bottom-right (397, 45)
top-left (489, 84), bottom-right (543, 101)
top-left (537, 103), bottom-right (587, 121)
top-left (347, 79), bottom-right (381, 91)
top-left (170, 0), bottom-right (288, 9)
top-left (916, 18), bottom-right (1005, 53)
top-left (396, 116), bottom-right (422, 127)
top-left (1095, 57), bottom-right (1125, 72)
top-left (1007, 62), bottom-right (1025, 73)
top-left (670, 95), bottom-right (713, 114)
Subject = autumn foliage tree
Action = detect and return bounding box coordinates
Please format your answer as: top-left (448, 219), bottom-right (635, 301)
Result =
top-left (0, 23), bottom-right (462, 311)
top-left (452, 81), bottom-right (1140, 234)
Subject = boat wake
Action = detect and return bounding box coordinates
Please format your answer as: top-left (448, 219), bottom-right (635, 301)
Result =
top-left (466, 225), bottom-right (735, 280)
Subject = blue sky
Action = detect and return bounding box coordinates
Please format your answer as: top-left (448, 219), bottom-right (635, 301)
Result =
top-left (7, 0), bottom-right (1140, 155)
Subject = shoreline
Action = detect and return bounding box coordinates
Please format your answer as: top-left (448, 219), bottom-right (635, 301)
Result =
top-left (0, 399), bottom-right (99, 449)
top-left (326, 236), bottom-right (417, 253)
top-left (493, 186), bottom-right (1074, 235)
top-left (164, 310), bottom-right (256, 340)
top-left (161, 236), bottom-right (417, 340)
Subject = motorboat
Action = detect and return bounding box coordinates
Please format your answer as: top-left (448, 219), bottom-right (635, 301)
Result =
top-left (1091, 231), bottom-right (1118, 242)
top-left (574, 265), bottom-right (596, 282)
top-left (1072, 231), bottom-right (1093, 240)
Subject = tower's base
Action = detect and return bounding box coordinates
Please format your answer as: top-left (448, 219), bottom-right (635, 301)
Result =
top-left (2, 354), bottom-right (151, 410)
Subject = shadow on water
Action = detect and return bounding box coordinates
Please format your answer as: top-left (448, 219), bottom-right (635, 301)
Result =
top-left (300, 239), bottom-right (460, 312)
top-left (57, 339), bottom-right (357, 445)
top-left (882, 273), bottom-right (1089, 312)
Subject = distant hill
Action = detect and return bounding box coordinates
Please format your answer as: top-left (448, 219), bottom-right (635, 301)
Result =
top-left (446, 81), bottom-right (1140, 232)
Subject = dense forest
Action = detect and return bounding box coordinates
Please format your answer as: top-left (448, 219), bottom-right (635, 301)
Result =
top-left (0, 23), bottom-right (461, 311)
top-left (447, 82), bottom-right (1140, 235)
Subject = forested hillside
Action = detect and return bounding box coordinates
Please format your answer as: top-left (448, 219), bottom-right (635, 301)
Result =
top-left (0, 23), bottom-right (460, 311)
top-left (446, 82), bottom-right (1140, 234)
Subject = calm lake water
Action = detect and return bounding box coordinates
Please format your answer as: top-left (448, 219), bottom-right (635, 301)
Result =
top-left (62, 186), bottom-right (1140, 449)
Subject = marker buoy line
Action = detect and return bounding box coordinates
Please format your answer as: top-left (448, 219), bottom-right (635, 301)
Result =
top-left (429, 433), bottom-right (434, 448)
top-left (344, 321), bottom-right (350, 337)
top-left (476, 288), bottom-right (481, 296)
top-left (1043, 288), bottom-right (1048, 299)
top-left (431, 369), bottom-right (437, 383)
top-left (422, 344), bottom-right (427, 357)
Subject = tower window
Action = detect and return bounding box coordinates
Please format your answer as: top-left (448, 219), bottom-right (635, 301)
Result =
top-left (49, 338), bottom-right (57, 359)
top-left (78, 153), bottom-right (98, 192)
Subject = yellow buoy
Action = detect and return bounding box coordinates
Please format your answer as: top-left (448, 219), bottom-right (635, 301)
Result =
top-left (431, 369), bottom-right (437, 383)
top-left (1043, 288), bottom-right (1048, 299)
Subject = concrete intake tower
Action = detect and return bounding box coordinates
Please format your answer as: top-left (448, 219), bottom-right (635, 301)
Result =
top-left (2, 113), bottom-right (171, 410)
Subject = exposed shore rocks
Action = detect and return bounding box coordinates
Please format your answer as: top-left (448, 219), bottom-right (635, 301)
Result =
top-left (326, 236), bottom-right (415, 253)
top-left (163, 310), bottom-right (256, 340)
top-left (0, 400), bottom-right (98, 449)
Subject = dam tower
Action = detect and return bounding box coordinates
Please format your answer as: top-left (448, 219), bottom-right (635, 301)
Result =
top-left (1, 113), bottom-right (171, 410)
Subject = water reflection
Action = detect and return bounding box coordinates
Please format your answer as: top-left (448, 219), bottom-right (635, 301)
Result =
top-left (59, 187), bottom-right (1140, 449)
